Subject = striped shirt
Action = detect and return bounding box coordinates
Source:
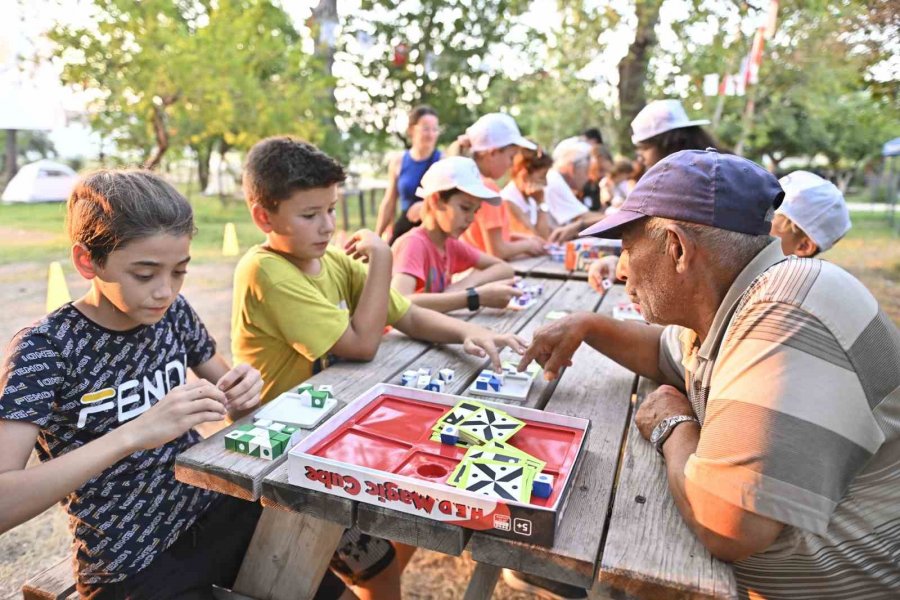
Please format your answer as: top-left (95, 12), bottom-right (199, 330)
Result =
top-left (658, 240), bottom-right (900, 599)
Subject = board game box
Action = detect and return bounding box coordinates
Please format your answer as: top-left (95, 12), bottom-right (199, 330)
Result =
top-left (287, 383), bottom-right (590, 547)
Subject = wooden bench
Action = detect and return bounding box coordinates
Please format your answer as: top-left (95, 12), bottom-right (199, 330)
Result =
top-left (20, 557), bottom-right (76, 600)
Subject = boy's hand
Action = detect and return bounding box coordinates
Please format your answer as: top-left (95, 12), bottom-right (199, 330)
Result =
top-left (588, 255), bottom-right (619, 292)
top-left (126, 381), bottom-right (227, 451)
top-left (463, 331), bottom-right (528, 370)
top-left (217, 364), bottom-right (263, 415)
top-left (477, 279), bottom-right (523, 309)
top-left (345, 229), bottom-right (391, 264)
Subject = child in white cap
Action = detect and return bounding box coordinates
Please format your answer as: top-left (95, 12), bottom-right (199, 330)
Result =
top-left (771, 171), bottom-right (851, 257)
top-left (457, 113), bottom-right (547, 259)
top-left (391, 157), bottom-right (523, 312)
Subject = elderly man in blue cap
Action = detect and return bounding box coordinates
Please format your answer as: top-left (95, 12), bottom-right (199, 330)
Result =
top-left (519, 149), bottom-right (900, 598)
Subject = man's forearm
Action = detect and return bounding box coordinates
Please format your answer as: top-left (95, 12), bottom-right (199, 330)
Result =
top-left (580, 314), bottom-right (665, 381)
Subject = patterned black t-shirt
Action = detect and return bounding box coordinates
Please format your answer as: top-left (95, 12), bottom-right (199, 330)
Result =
top-left (0, 296), bottom-right (218, 584)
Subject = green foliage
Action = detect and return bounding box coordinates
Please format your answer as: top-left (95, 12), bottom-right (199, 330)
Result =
top-left (47, 0), bottom-right (334, 168)
top-left (658, 0), bottom-right (899, 173)
top-left (337, 0), bottom-right (539, 152)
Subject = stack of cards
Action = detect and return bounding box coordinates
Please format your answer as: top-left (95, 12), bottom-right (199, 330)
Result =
top-left (447, 441), bottom-right (545, 502)
top-left (430, 400), bottom-right (545, 502)
top-left (430, 399), bottom-right (525, 446)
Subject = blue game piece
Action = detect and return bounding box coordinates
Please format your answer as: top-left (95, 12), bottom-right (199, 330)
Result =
top-left (440, 424), bottom-right (459, 445)
top-left (533, 473), bottom-right (554, 499)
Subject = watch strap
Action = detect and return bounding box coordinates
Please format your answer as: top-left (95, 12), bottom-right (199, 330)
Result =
top-left (653, 415), bottom-right (699, 456)
top-left (466, 287), bottom-right (480, 311)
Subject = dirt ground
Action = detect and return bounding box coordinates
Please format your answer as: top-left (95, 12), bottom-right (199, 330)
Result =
top-left (1, 234), bottom-right (898, 597)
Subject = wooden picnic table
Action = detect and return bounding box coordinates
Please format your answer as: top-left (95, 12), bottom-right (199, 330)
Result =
top-left (175, 264), bottom-right (736, 600)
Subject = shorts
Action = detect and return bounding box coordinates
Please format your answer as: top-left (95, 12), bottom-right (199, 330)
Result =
top-left (76, 495), bottom-right (347, 600)
top-left (330, 526), bottom-right (397, 586)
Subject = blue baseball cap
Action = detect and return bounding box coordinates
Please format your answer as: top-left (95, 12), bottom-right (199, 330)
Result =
top-left (581, 148), bottom-right (784, 238)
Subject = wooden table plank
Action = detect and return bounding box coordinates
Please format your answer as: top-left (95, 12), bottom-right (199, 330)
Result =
top-left (175, 331), bottom-right (432, 500)
top-left (509, 255), bottom-right (552, 276)
top-left (466, 285), bottom-right (636, 589)
top-left (528, 257), bottom-right (573, 280)
top-left (599, 378), bottom-right (738, 600)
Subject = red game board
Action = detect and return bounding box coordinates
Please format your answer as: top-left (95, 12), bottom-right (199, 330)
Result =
top-left (288, 384), bottom-right (590, 546)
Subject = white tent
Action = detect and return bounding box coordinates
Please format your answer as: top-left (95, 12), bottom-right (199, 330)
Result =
top-left (2, 159), bottom-right (78, 203)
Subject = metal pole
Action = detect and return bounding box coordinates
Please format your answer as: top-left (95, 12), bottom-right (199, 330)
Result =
top-left (358, 190), bottom-right (366, 228)
top-left (341, 190), bottom-right (350, 231)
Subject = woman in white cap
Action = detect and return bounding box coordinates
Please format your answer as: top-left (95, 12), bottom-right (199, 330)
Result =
top-left (457, 113), bottom-right (547, 260)
top-left (631, 99), bottom-right (720, 168)
top-left (391, 157), bottom-right (523, 313)
top-left (586, 99), bottom-right (722, 291)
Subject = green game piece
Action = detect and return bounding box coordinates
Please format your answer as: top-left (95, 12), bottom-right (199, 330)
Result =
top-left (310, 390), bottom-right (329, 408)
top-left (297, 383), bottom-right (315, 394)
top-left (282, 425), bottom-right (299, 435)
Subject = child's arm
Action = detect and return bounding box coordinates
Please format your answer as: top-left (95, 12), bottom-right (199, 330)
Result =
top-left (393, 304), bottom-right (528, 369)
top-left (191, 355), bottom-right (262, 420)
top-left (503, 200), bottom-right (539, 237)
top-left (0, 380), bottom-right (227, 534)
top-left (445, 252), bottom-right (515, 291)
top-left (329, 230), bottom-right (394, 361)
top-left (392, 273), bottom-right (522, 313)
top-left (482, 227), bottom-right (546, 260)
top-left (375, 155), bottom-right (402, 237)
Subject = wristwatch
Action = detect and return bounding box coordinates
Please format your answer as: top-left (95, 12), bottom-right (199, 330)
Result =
top-left (650, 415), bottom-right (700, 456)
top-left (466, 287), bottom-right (480, 311)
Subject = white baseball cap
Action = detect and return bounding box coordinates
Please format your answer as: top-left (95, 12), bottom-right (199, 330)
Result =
top-left (552, 137), bottom-right (593, 166)
top-left (776, 170), bottom-right (851, 251)
top-left (466, 113), bottom-right (537, 153)
top-left (415, 157), bottom-right (502, 205)
top-left (631, 99), bottom-right (711, 144)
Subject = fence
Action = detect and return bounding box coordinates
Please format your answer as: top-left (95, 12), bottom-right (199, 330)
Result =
top-left (338, 187), bottom-right (386, 232)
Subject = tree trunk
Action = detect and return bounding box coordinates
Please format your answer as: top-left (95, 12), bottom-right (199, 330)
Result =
top-left (143, 94), bottom-right (179, 170)
top-left (4, 129), bottom-right (18, 183)
top-left (194, 138), bottom-right (214, 192)
top-left (616, 0), bottom-right (664, 153)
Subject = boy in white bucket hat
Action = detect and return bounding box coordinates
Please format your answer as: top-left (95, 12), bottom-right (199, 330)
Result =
top-left (458, 113), bottom-right (547, 259)
top-left (771, 170), bottom-right (851, 256)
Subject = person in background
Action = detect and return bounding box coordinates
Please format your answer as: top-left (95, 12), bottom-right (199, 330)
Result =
top-left (771, 170), bottom-right (851, 257)
top-left (599, 159), bottom-right (635, 213)
top-left (391, 157), bottom-right (521, 313)
top-left (582, 127), bottom-right (604, 148)
top-left (375, 105), bottom-right (442, 244)
top-left (460, 113), bottom-right (546, 259)
top-left (588, 99), bottom-right (720, 290)
top-left (502, 148), bottom-right (555, 239)
top-left (542, 137), bottom-right (595, 243)
top-left (582, 144), bottom-right (615, 212)
top-left (631, 99), bottom-right (719, 170)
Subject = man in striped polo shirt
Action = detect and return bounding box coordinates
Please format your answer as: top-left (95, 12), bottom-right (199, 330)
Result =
top-left (522, 149), bottom-right (899, 598)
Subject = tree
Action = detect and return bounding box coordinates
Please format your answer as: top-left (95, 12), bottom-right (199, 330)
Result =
top-left (48, 0), bottom-right (333, 178)
top-left (336, 0), bottom-right (536, 152)
top-left (617, 0), bottom-right (664, 153)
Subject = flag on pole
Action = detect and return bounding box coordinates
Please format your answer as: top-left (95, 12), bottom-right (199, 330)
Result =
top-left (764, 0), bottom-right (779, 39)
top-left (748, 27), bottom-right (766, 85)
top-left (703, 74), bottom-right (720, 97)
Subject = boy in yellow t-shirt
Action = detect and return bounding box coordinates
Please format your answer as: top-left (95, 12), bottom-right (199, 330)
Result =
top-left (233, 136), bottom-right (525, 404)
top-left (232, 136), bottom-right (526, 599)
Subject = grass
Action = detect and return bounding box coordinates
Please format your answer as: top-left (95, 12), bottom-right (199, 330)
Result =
top-left (0, 190), bottom-right (380, 265)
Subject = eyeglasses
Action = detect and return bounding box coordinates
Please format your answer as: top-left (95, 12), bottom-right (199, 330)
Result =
top-left (415, 125), bottom-right (442, 134)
